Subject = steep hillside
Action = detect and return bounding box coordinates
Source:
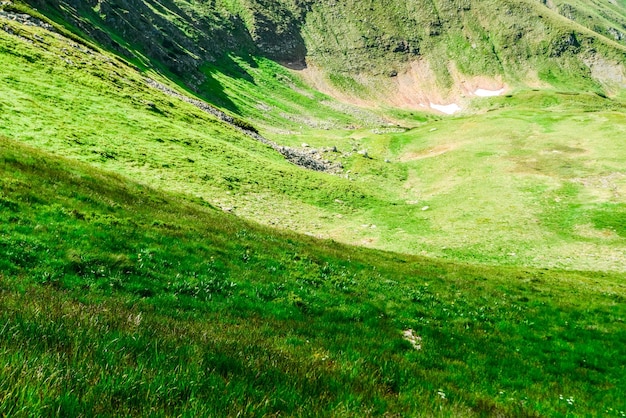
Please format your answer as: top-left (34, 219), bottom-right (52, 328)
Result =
top-left (1, 136), bottom-right (626, 417)
top-left (18, 0), bottom-right (626, 108)
top-left (300, 0), bottom-right (626, 104)
top-left (1, 1), bottom-right (625, 271)
top-left (0, 7), bottom-right (374, 218)
top-left (1, 0), bottom-right (626, 415)
top-left (540, 0), bottom-right (626, 46)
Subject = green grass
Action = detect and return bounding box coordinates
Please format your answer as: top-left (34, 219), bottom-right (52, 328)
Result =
top-left (300, 0), bottom-right (626, 96)
top-left (0, 20), bottom-right (382, 223)
top-left (18, 0), bottom-right (626, 112)
top-left (276, 90), bottom-right (626, 271)
top-left (1, 16), bottom-right (625, 273)
top-left (198, 54), bottom-right (377, 130)
top-left (542, 0), bottom-right (626, 48)
top-left (1, 2), bottom-right (626, 416)
top-left (1, 136), bottom-right (626, 417)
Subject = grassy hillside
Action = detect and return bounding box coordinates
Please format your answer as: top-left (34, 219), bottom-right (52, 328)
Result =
top-left (2, 135), bottom-right (626, 416)
top-left (299, 0), bottom-right (626, 102)
top-left (19, 0), bottom-right (626, 108)
top-left (1, 4), bottom-right (625, 272)
top-left (333, 91), bottom-right (626, 270)
top-left (0, 11), bottom-right (380, 226)
top-left (1, 0), bottom-right (626, 416)
top-left (542, 0), bottom-right (626, 47)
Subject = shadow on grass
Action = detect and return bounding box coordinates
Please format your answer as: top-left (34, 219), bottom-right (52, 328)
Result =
top-left (198, 54), bottom-right (258, 114)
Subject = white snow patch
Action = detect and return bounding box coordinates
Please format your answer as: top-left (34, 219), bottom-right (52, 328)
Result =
top-left (429, 103), bottom-right (461, 114)
top-left (474, 88), bottom-right (505, 97)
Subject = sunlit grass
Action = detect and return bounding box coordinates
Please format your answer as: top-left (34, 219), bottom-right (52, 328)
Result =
top-left (1, 17), bottom-right (625, 272)
top-left (1, 2), bottom-right (626, 416)
top-left (1, 137), bottom-right (626, 416)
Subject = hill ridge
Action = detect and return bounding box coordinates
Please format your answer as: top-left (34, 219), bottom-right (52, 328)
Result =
top-left (15, 0), bottom-right (626, 109)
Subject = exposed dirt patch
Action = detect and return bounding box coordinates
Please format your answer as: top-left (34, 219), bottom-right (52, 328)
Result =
top-left (296, 63), bottom-right (375, 108)
top-left (574, 223), bottom-right (621, 239)
top-left (548, 145), bottom-right (587, 154)
top-left (295, 60), bottom-right (507, 114)
top-left (400, 144), bottom-right (456, 162)
top-left (572, 172), bottom-right (625, 199)
top-left (388, 60), bottom-right (446, 107)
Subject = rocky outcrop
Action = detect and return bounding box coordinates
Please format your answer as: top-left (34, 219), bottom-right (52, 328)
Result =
top-left (0, 8), bottom-right (54, 31)
top-left (241, 0), bottom-right (310, 68)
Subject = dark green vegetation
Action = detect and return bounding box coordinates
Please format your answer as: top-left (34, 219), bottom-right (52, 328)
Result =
top-left (1, 0), bottom-right (626, 415)
top-left (543, 0), bottom-right (626, 48)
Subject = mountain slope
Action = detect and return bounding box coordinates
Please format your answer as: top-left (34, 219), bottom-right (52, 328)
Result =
top-left (0, 9), bottom-right (379, 223)
top-left (1, 0), bottom-right (626, 415)
top-left (540, 0), bottom-right (626, 47)
top-left (300, 0), bottom-right (626, 104)
top-left (1, 2), bottom-right (625, 271)
top-left (19, 0), bottom-right (626, 107)
top-left (1, 136), bottom-right (626, 416)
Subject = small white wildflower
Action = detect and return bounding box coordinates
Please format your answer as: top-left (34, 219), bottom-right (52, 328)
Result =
top-left (437, 390), bottom-right (446, 400)
top-left (402, 329), bottom-right (422, 350)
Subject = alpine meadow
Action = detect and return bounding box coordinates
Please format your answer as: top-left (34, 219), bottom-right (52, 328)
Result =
top-left (0, 0), bottom-right (626, 416)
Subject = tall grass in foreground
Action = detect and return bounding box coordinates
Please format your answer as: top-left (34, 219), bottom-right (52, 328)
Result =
top-left (1, 138), bottom-right (625, 416)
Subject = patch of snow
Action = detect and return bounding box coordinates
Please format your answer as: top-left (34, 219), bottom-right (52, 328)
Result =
top-left (429, 103), bottom-right (461, 114)
top-left (474, 88), bottom-right (505, 97)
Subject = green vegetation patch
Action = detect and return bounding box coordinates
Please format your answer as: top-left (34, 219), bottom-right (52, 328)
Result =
top-left (592, 204), bottom-right (626, 238)
top-left (1, 133), bottom-right (626, 416)
top-left (1, 2), bottom-right (626, 415)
